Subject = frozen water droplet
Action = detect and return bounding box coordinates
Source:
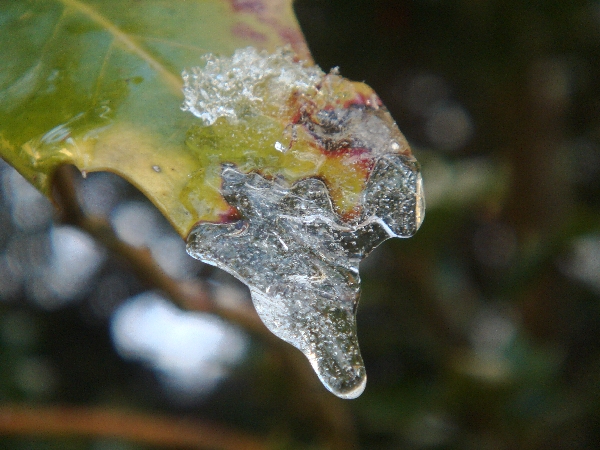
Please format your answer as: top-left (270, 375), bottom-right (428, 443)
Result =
top-left (274, 141), bottom-right (286, 152)
top-left (186, 155), bottom-right (423, 399)
top-left (181, 47), bottom-right (324, 125)
top-left (23, 104), bottom-right (113, 170)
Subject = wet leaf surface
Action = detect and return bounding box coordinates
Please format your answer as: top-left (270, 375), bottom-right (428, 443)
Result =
top-left (0, 0), bottom-right (309, 237)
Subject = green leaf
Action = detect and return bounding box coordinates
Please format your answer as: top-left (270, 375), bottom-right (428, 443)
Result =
top-left (0, 0), bottom-right (309, 237)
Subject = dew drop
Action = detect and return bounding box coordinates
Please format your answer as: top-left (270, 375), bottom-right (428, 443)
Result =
top-left (274, 141), bottom-right (286, 152)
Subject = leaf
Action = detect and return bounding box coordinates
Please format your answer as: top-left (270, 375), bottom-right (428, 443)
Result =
top-left (0, 0), bottom-right (309, 237)
top-left (1, 0), bottom-right (426, 399)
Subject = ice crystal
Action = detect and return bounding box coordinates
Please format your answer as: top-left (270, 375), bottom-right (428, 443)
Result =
top-left (182, 47), bottom-right (324, 125)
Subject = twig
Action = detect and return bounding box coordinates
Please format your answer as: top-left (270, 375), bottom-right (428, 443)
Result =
top-left (0, 403), bottom-right (266, 450)
top-left (51, 165), bottom-right (269, 339)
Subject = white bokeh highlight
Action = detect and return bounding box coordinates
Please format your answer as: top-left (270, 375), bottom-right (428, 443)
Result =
top-left (110, 292), bottom-right (247, 396)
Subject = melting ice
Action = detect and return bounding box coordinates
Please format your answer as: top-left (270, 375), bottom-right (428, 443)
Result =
top-left (187, 156), bottom-right (423, 398)
top-left (183, 47), bottom-right (425, 399)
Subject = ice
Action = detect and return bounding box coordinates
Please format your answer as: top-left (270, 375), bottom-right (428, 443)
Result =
top-left (187, 155), bottom-right (423, 399)
top-left (181, 47), bottom-right (324, 125)
top-left (182, 47), bottom-right (424, 398)
top-left (304, 106), bottom-right (412, 157)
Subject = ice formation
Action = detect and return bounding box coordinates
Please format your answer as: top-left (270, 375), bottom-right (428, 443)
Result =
top-left (182, 47), bottom-right (424, 398)
top-left (182, 47), bottom-right (324, 125)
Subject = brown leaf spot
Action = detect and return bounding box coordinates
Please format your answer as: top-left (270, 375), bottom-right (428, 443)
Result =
top-left (230, 0), bottom-right (265, 14)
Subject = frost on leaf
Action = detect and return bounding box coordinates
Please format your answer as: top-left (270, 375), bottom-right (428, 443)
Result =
top-left (183, 47), bottom-right (424, 398)
top-left (181, 47), bottom-right (324, 125)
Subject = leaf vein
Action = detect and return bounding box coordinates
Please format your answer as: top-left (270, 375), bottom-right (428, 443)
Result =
top-left (58, 0), bottom-right (183, 96)
top-left (92, 38), bottom-right (114, 105)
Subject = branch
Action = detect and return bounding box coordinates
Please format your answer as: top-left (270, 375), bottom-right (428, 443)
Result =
top-left (0, 403), bottom-right (266, 450)
top-left (51, 165), bottom-right (268, 339)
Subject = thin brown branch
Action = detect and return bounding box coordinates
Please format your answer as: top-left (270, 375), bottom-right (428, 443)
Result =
top-left (0, 403), bottom-right (266, 450)
top-left (51, 165), bottom-right (269, 339)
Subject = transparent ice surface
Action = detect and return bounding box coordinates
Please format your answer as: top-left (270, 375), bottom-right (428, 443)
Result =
top-left (187, 155), bottom-right (423, 399)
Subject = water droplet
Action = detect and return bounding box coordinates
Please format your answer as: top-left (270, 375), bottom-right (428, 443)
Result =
top-left (152, 165), bottom-right (161, 173)
top-left (274, 141), bottom-right (286, 152)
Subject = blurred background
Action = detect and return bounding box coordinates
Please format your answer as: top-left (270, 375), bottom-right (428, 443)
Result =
top-left (1, 0), bottom-right (600, 448)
